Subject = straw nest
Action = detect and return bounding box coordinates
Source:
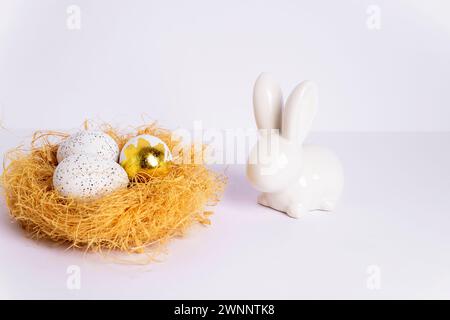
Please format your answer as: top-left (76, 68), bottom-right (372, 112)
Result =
top-left (1, 123), bottom-right (226, 256)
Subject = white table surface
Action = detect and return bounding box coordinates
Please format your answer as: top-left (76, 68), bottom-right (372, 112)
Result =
top-left (1, 131), bottom-right (449, 299)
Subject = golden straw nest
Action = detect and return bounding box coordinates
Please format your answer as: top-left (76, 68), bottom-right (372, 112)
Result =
top-left (1, 123), bottom-right (226, 256)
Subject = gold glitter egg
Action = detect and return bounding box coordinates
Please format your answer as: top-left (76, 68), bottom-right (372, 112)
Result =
top-left (119, 135), bottom-right (172, 178)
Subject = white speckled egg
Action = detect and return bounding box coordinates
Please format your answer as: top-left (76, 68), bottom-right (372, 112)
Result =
top-left (57, 130), bottom-right (119, 163)
top-left (53, 154), bottom-right (129, 200)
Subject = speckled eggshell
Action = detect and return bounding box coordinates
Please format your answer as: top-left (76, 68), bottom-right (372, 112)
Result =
top-left (57, 130), bottom-right (120, 163)
top-left (119, 134), bottom-right (172, 164)
top-left (53, 154), bottom-right (129, 200)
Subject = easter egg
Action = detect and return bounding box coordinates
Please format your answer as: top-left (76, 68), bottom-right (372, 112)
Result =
top-left (53, 154), bottom-right (129, 199)
top-left (57, 130), bottom-right (120, 163)
top-left (119, 134), bottom-right (172, 178)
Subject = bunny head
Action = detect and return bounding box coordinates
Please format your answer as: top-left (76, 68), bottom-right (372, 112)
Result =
top-left (246, 73), bottom-right (318, 193)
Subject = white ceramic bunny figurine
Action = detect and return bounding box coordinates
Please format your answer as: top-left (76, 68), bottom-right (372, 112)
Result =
top-left (246, 73), bottom-right (344, 218)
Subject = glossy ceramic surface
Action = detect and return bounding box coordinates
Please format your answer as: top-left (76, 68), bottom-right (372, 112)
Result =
top-left (247, 73), bottom-right (344, 218)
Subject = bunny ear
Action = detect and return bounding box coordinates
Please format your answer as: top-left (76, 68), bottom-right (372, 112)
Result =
top-left (282, 80), bottom-right (318, 144)
top-left (253, 73), bottom-right (282, 131)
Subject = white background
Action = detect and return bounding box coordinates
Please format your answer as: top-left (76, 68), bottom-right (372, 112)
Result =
top-left (0, 0), bottom-right (450, 300)
top-left (0, 0), bottom-right (449, 132)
